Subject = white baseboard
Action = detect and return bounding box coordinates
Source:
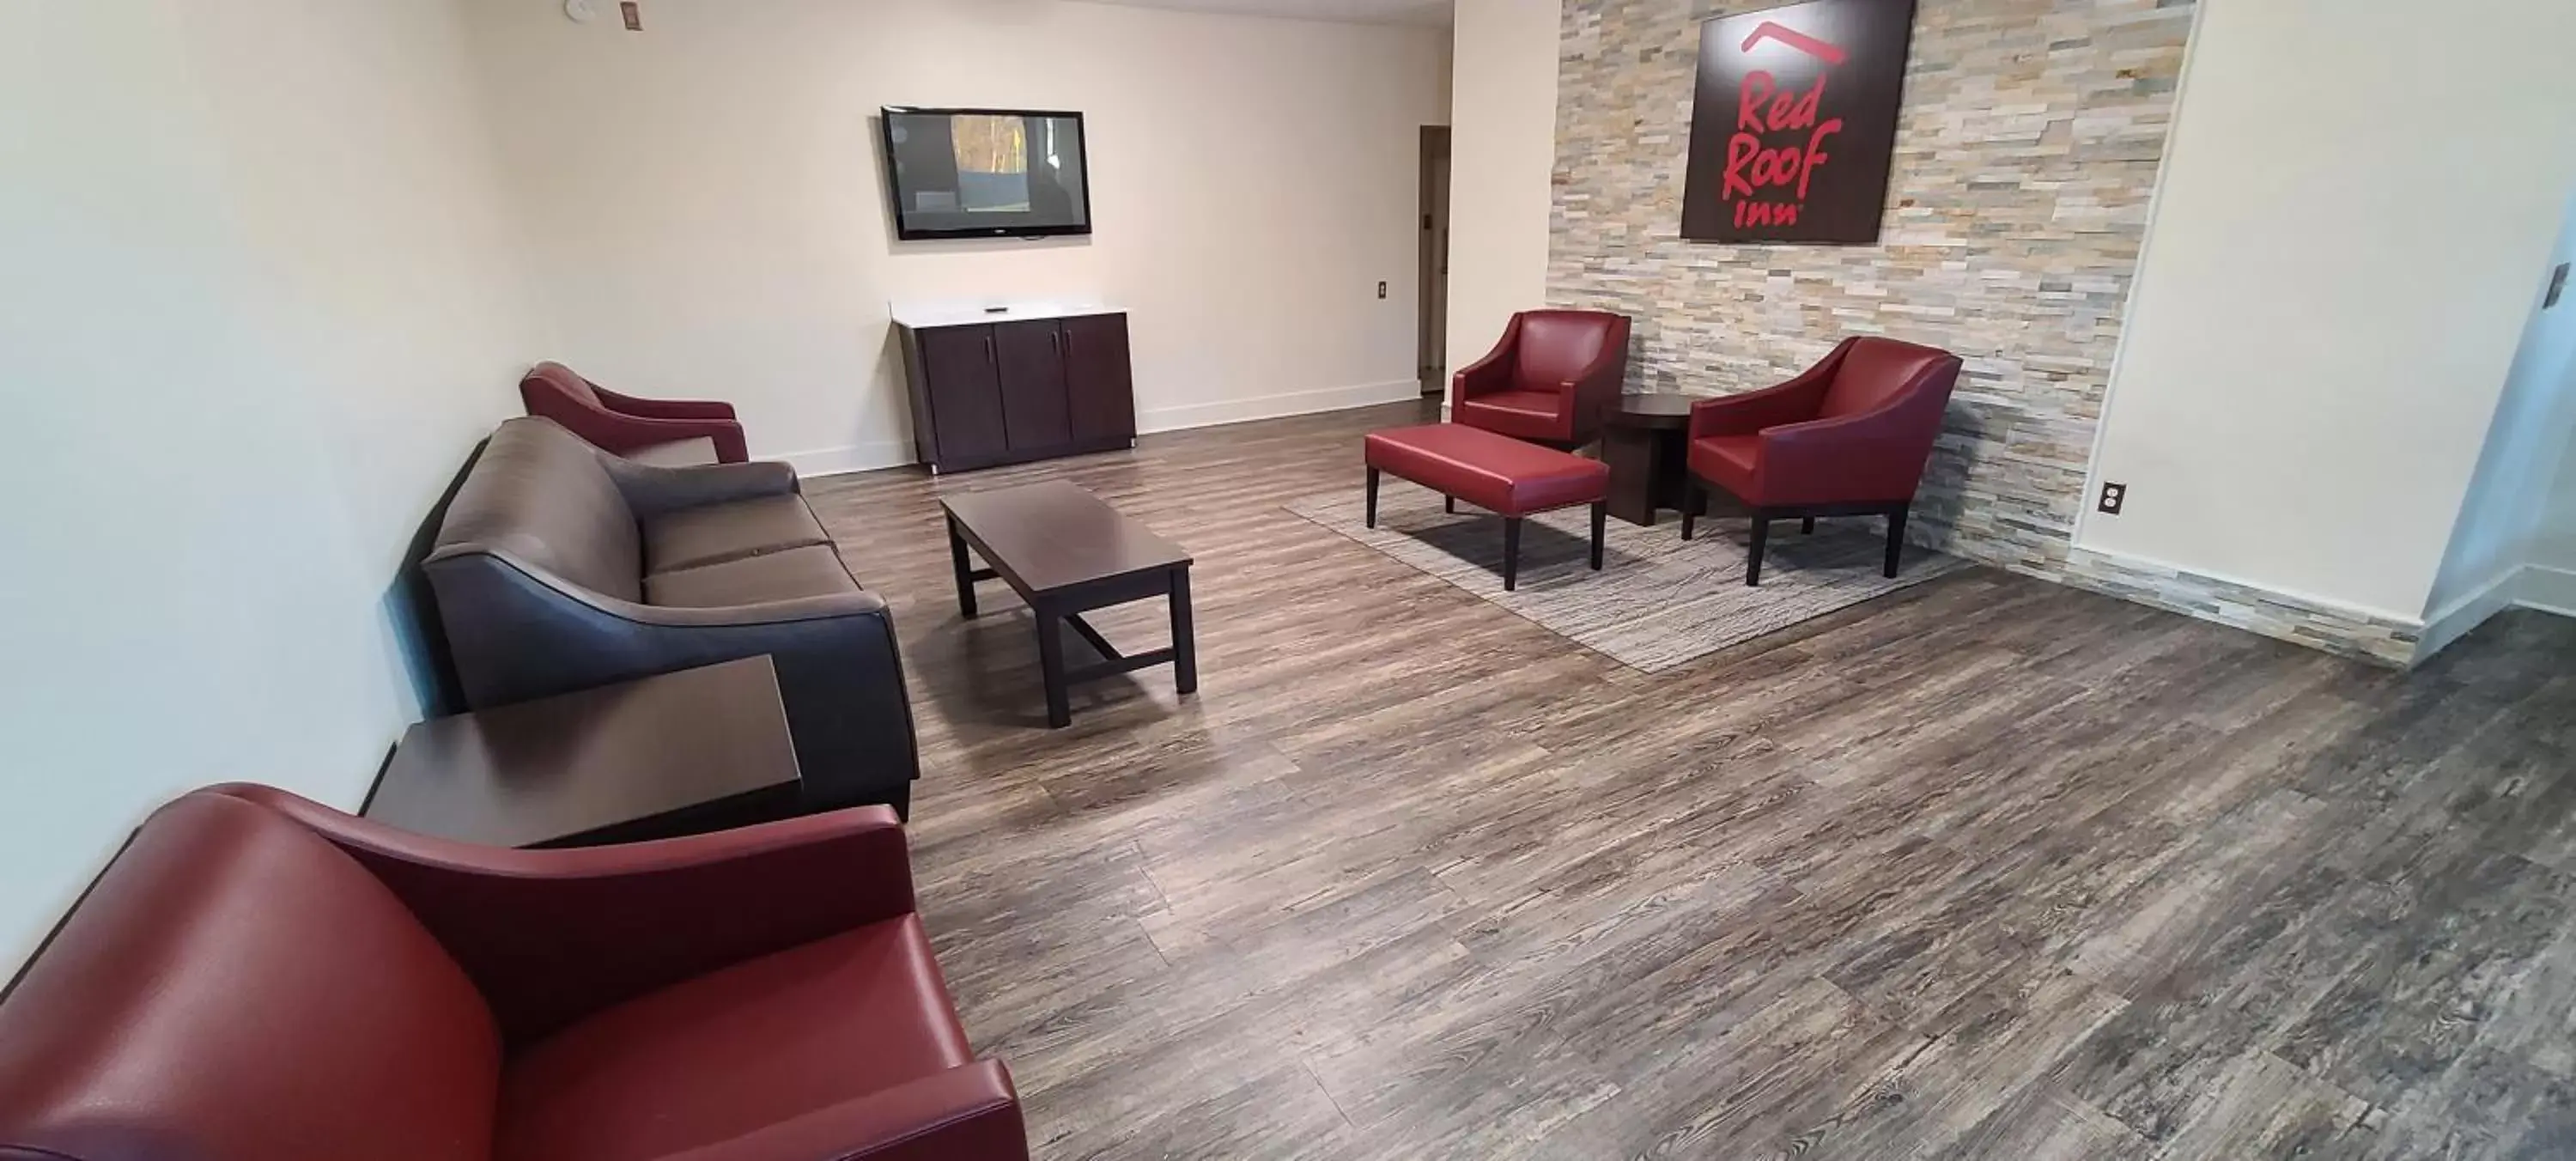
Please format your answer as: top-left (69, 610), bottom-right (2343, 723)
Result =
top-left (2417, 569), bottom-right (2524, 660)
top-left (1137, 380), bottom-right (1423, 435)
top-left (2518, 564), bottom-right (2576, 617)
top-left (777, 438), bottom-right (914, 479)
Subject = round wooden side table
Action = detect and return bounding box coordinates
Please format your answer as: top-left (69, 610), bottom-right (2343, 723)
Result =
top-left (1601, 392), bottom-right (1698, 526)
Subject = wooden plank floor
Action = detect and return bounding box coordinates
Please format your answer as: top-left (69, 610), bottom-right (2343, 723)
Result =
top-left (806, 401), bottom-right (2576, 1160)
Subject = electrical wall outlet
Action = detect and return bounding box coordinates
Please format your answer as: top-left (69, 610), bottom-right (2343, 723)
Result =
top-left (620, 1), bottom-right (642, 30)
top-left (1376, 281), bottom-right (1388, 300)
top-left (2098, 482), bottom-right (2126, 515)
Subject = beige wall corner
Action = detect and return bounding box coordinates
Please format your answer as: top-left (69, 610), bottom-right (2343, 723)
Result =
top-left (1445, 0), bottom-right (1562, 385)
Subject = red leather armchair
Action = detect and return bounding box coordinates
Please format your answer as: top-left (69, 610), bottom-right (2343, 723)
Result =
top-left (1450, 309), bottom-right (1631, 448)
top-left (0, 785), bottom-right (1027, 1161)
top-left (1680, 337), bottom-right (1961, 586)
top-left (523, 362), bottom-right (750, 464)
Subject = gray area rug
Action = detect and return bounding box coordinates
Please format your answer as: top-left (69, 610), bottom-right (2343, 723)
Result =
top-left (1288, 483), bottom-right (1972, 672)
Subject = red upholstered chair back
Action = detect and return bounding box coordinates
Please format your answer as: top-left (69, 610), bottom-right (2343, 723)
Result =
top-left (523, 361), bottom-right (604, 412)
top-left (1511, 310), bottom-right (1621, 395)
top-left (1820, 337), bottom-right (1956, 419)
top-left (0, 793), bottom-right (502, 1161)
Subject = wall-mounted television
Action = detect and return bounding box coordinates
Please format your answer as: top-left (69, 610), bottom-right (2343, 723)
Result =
top-left (879, 106), bottom-right (1091, 240)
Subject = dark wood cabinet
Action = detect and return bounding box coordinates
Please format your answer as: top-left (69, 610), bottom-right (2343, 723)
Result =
top-left (993, 319), bottom-right (1072, 451)
top-left (1062, 312), bottom-right (1136, 444)
top-left (898, 309), bottom-right (1136, 472)
top-left (910, 324), bottom-right (1010, 466)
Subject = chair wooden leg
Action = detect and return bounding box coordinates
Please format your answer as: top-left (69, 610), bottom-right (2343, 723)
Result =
top-left (1589, 501), bottom-right (1607, 571)
top-left (1801, 516), bottom-right (1816, 534)
top-left (1503, 516), bottom-right (1523, 592)
top-left (1884, 502), bottom-right (1910, 578)
top-left (1365, 467), bottom-right (1380, 528)
top-left (1747, 513), bottom-right (1771, 587)
top-left (1680, 481), bottom-right (1700, 541)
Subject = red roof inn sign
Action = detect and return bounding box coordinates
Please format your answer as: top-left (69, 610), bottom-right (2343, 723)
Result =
top-left (1680, 0), bottom-right (1919, 244)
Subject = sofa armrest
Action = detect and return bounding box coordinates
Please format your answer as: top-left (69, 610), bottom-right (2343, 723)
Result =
top-left (1688, 343), bottom-right (1846, 440)
top-left (206, 783), bottom-right (914, 1045)
top-left (1449, 315), bottom-right (1522, 409)
top-left (1753, 380), bottom-right (1953, 506)
top-left (424, 551), bottom-right (923, 811)
top-left (665, 1061), bottom-right (1029, 1161)
top-left (593, 383), bottom-right (738, 422)
top-left (526, 400), bottom-right (750, 463)
top-left (1565, 319), bottom-right (1630, 434)
top-left (601, 454), bottom-right (800, 520)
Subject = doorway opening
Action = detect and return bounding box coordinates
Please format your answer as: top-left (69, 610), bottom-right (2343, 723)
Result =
top-left (1419, 125), bottom-right (1452, 397)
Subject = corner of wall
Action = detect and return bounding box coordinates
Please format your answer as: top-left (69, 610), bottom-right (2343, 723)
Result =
top-left (2519, 562), bottom-right (2576, 617)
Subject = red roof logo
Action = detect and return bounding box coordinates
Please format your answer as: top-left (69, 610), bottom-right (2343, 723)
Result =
top-left (1741, 21), bottom-right (1848, 65)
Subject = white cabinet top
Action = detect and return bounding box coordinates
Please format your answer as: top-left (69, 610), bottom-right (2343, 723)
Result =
top-left (889, 300), bottom-right (1123, 329)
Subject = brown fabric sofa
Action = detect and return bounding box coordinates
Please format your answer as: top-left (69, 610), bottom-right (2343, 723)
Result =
top-left (425, 417), bottom-right (920, 815)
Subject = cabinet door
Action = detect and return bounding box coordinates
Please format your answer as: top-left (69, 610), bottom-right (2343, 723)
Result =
top-left (1062, 313), bottom-right (1136, 442)
top-left (916, 325), bottom-right (1008, 466)
top-left (993, 319), bottom-right (1072, 452)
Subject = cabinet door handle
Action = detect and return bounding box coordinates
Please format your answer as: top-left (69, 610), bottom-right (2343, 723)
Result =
top-left (1050, 329), bottom-right (1061, 356)
top-left (984, 334), bottom-right (996, 364)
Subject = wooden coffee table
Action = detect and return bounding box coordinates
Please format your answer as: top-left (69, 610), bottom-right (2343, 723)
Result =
top-left (941, 482), bottom-right (1196, 728)
top-left (1602, 392), bottom-right (1699, 526)
top-left (362, 657), bottom-right (805, 848)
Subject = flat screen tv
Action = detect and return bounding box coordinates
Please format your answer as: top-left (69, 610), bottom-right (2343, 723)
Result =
top-left (879, 106), bottom-right (1091, 240)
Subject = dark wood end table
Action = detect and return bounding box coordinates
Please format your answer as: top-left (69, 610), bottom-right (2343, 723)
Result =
top-left (1602, 392), bottom-right (1698, 526)
top-left (941, 481), bottom-right (1197, 729)
top-left (362, 656), bottom-right (804, 848)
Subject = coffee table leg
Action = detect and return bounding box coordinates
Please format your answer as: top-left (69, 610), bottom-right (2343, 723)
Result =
top-left (1035, 603), bottom-right (1072, 728)
top-left (1170, 567), bottom-right (1197, 696)
top-left (948, 516), bottom-right (979, 619)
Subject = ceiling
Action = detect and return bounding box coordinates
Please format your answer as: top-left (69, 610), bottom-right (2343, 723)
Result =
top-left (1082, 0), bottom-right (1455, 28)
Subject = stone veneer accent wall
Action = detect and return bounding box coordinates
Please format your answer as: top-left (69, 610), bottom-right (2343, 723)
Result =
top-left (1546, 0), bottom-right (2419, 666)
top-left (1552, 0), bottom-right (2194, 572)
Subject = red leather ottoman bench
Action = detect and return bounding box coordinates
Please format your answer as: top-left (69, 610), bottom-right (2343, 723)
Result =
top-left (1363, 422), bottom-right (1611, 591)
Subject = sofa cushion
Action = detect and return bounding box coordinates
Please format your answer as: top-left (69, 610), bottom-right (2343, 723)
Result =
top-left (1364, 422), bottom-right (1609, 516)
top-left (1820, 337), bottom-right (1955, 419)
top-left (1456, 389), bottom-right (1568, 443)
top-left (643, 494), bottom-right (830, 574)
top-left (495, 915), bottom-right (971, 1161)
top-left (644, 544), bottom-right (860, 609)
top-left (1688, 435), bottom-right (1763, 497)
top-left (434, 416), bottom-right (643, 603)
top-left (1511, 310), bottom-right (1614, 394)
top-left (0, 793), bottom-right (501, 1161)
top-left (525, 362), bottom-right (603, 408)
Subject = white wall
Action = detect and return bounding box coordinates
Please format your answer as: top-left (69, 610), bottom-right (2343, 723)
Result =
top-left (0, 0), bottom-right (541, 964)
top-left (2422, 192), bottom-right (2576, 647)
top-left (459, 0), bottom-right (1448, 472)
top-left (1444, 0), bottom-right (1560, 379)
top-left (2081, 0), bottom-right (2576, 623)
top-left (2526, 416), bottom-right (2576, 617)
